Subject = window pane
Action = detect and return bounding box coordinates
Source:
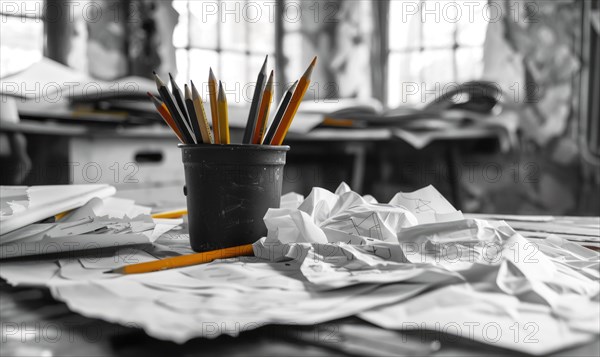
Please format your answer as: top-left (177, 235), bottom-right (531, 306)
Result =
top-left (388, 0), bottom-right (421, 51)
top-left (456, 47), bottom-right (483, 82)
top-left (282, 32), bottom-right (303, 85)
top-left (172, 0), bottom-right (189, 48)
top-left (456, 1), bottom-right (488, 46)
top-left (221, 51), bottom-right (247, 105)
top-left (175, 48), bottom-right (189, 84)
top-left (387, 51), bottom-right (422, 107)
top-left (219, 1), bottom-right (246, 51)
top-left (189, 49), bottom-right (219, 98)
top-left (0, 15), bottom-right (43, 77)
top-left (0, 0), bottom-right (43, 17)
top-left (248, 2), bottom-right (275, 54)
top-left (282, 1), bottom-right (302, 32)
top-left (189, 0), bottom-right (218, 48)
top-left (421, 1), bottom-right (456, 48)
top-left (420, 49), bottom-right (455, 103)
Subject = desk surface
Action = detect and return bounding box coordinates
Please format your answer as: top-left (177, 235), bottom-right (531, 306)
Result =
top-left (1, 185), bottom-right (598, 356)
top-left (2, 118), bottom-right (503, 144)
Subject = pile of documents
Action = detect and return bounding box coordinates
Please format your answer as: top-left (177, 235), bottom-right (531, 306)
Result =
top-left (0, 184), bottom-right (598, 355)
top-left (0, 186), bottom-right (180, 259)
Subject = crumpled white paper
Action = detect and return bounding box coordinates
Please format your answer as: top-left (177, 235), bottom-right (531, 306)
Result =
top-left (1, 183), bottom-right (598, 354)
top-left (252, 183), bottom-right (600, 354)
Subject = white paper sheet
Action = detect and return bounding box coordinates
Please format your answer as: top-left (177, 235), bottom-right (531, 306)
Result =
top-left (0, 197), bottom-right (179, 259)
top-left (0, 183), bottom-right (598, 353)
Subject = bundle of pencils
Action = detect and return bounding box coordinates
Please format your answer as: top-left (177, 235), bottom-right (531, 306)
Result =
top-left (149, 56), bottom-right (317, 146)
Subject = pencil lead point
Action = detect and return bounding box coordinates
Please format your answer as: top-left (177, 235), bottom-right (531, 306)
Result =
top-left (191, 81), bottom-right (202, 100)
top-left (153, 74), bottom-right (165, 89)
top-left (303, 57), bottom-right (317, 79)
top-left (261, 55), bottom-right (268, 72)
top-left (209, 67), bottom-right (216, 80)
top-left (218, 81), bottom-right (226, 101)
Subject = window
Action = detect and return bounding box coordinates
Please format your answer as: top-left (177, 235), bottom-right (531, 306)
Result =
top-left (0, 0), bottom-right (45, 78)
top-left (172, 0), bottom-right (276, 105)
top-left (387, 0), bottom-right (489, 108)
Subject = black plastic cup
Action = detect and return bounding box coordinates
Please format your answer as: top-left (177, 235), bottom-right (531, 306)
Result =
top-left (180, 144), bottom-right (289, 252)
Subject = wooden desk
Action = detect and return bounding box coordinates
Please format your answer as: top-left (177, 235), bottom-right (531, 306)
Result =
top-left (1, 185), bottom-right (598, 356)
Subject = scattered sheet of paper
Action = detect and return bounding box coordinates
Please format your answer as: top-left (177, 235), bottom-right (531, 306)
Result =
top-left (0, 197), bottom-right (179, 259)
top-left (0, 183), bottom-right (598, 354)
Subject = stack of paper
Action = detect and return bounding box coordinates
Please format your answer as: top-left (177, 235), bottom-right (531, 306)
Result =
top-left (0, 185), bottom-right (116, 235)
top-left (0, 196), bottom-right (179, 259)
top-left (0, 184), bottom-right (597, 355)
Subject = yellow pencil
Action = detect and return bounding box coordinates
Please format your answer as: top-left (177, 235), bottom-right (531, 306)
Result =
top-left (270, 56), bottom-right (317, 145)
top-left (252, 70), bottom-right (274, 144)
top-left (208, 68), bottom-right (220, 144)
top-left (151, 209), bottom-right (188, 219)
top-left (105, 244), bottom-right (255, 275)
top-left (217, 81), bottom-right (230, 144)
top-left (191, 81), bottom-right (214, 144)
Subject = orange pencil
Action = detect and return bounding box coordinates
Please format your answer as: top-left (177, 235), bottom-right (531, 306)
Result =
top-left (147, 92), bottom-right (184, 143)
top-left (105, 244), bottom-right (255, 275)
top-left (270, 56), bottom-right (317, 145)
top-left (252, 70), bottom-right (274, 144)
top-left (208, 68), bottom-right (220, 144)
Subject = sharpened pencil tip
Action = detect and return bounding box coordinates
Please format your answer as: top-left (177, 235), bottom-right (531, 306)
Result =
top-left (303, 57), bottom-right (317, 79)
top-left (184, 83), bottom-right (192, 99)
top-left (153, 73), bottom-right (165, 89)
top-left (266, 70), bottom-right (274, 88)
top-left (103, 270), bottom-right (113, 274)
top-left (209, 67), bottom-right (216, 81)
top-left (190, 80), bottom-right (200, 99)
top-left (218, 81), bottom-right (226, 101)
top-left (288, 80), bottom-right (299, 93)
top-left (260, 55), bottom-right (268, 72)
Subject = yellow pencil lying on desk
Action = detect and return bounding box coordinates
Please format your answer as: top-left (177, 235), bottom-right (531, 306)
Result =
top-left (151, 209), bottom-right (188, 219)
top-left (105, 244), bottom-right (254, 275)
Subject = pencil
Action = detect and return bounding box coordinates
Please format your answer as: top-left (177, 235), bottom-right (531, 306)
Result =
top-left (252, 70), bottom-right (274, 144)
top-left (208, 68), bottom-right (220, 144)
top-left (153, 72), bottom-right (195, 144)
top-left (217, 81), bottom-right (230, 144)
top-left (263, 80), bottom-right (298, 145)
top-left (169, 73), bottom-right (192, 132)
top-left (105, 244), bottom-right (254, 275)
top-left (147, 92), bottom-right (184, 143)
top-left (184, 84), bottom-right (204, 143)
top-left (151, 208), bottom-right (187, 219)
top-left (270, 56), bottom-right (317, 145)
top-left (243, 55), bottom-right (268, 144)
top-left (191, 81), bottom-right (214, 144)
